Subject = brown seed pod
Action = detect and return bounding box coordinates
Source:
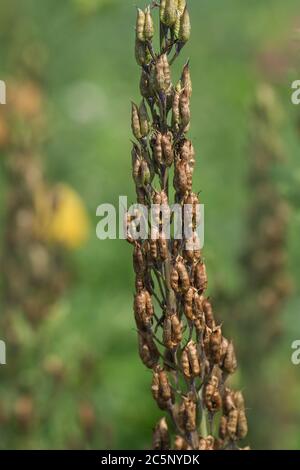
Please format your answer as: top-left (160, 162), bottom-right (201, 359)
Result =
top-left (131, 102), bottom-right (142, 140)
top-left (205, 435), bottom-right (215, 450)
top-left (223, 388), bottom-right (236, 414)
top-left (162, 53), bottom-right (171, 91)
top-left (234, 391), bottom-right (245, 410)
top-left (202, 298), bottom-right (214, 329)
top-left (174, 435), bottom-right (191, 450)
top-left (204, 375), bottom-right (219, 412)
top-left (198, 438), bottom-right (207, 450)
top-left (220, 336), bottom-right (229, 365)
top-left (227, 409), bottom-right (239, 439)
top-left (138, 332), bottom-right (159, 369)
top-left (153, 55), bottom-right (168, 93)
top-left (237, 409), bottom-right (248, 440)
top-left (161, 132), bottom-right (174, 166)
top-left (133, 243), bottom-right (145, 275)
top-left (187, 340), bottom-right (201, 377)
top-left (181, 349), bottom-right (191, 378)
top-left (158, 367), bottom-right (172, 401)
top-left (219, 415), bottom-right (228, 440)
top-left (152, 417), bottom-right (170, 450)
top-left (179, 91), bottom-right (190, 132)
top-left (210, 326), bottom-right (222, 364)
top-left (170, 266), bottom-right (179, 292)
top-left (174, 159), bottom-right (189, 196)
top-left (181, 61), bottom-right (192, 99)
top-left (176, 259), bottom-right (190, 293)
top-left (134, 289), bottom-right (153, 328)
top-left (139, 100), bottom-right (150, 137)
top-left (223, 340), bottom-right (237, 374)
top-left (135, 275), bottom-right (144, 292)
top-left (158, 234), bottom-right (168, 261)
top-left (184, 232), bottom-right (201, 262)
top-left (184, 287), bottom-right (194, 320)
top-left (194, 261), bottom-right (208, 292)
top-left (180, 395), bottom-right (197, 432)
top-left (153, 132), bottom-right (163, 165)
top-left (180, 139), bottom-right (195, 172)
top-left (163, 312), bottom-right (182, 349)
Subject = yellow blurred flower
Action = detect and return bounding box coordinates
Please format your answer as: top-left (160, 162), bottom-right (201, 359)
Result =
top-left (35, 183), bottom-right (90, 249)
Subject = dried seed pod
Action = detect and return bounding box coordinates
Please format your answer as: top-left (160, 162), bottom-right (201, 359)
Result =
top-left (150, 238), bottom-right (158, 260)
top-left (131, 102), bottom-right (142, 140)
top-left (227, 409), bottom-right (239, 439)
top-left (134, 289), bottom-right (153, 328)
top-left (204, 375), bottom-right (219, 412)
top-left (158, 367), bottom-right (172, 401)
top-left (176, 259), bottom-right (190, 292)
top-left (138, 332), bottom-right (159, 369)
top-left (174, 435), bottom-right (191, 450)
top-left (237, 409), bottom-right (248, 439)
top-left (180, 395), bottom-right (197, 432)
top-left (205, 435), bottom-right (215, 450)
top-left (180, 139), bottom-right (195, 171)
top-left (140, 69), bottom-right (152, 99)
top-left (162, 0), bottom-right (177, 27)
top-left (177, 0), bottom-right (187, 17)
top-left (181, 61), bottom-right (192, 99)
top-left (202, 298), bottom-right (214, 329)
top-left (179, 91), bottom-right (190, 132)
top-left (234, 391), bottom-right (245, 410)
top-left (184, 232), bottom-right (201, 262)
top-left (161, 132), bottom-right (174, 166)
top-left (153, 132), bottom-right (163, 165)
top-left (170, 266), bottom-right (179, 292)
top-left (184, 287), bottom-right (194, 320)
top-left (194, 261), bottom-right (208, 292)
top-left (174, 159), bottom-right (191, 196)
top-left (162, 54), bottom-right (171, 90)
top-left (144, 6), bottom-right (154, 41)
top-left (172, 82), bottom-right (181, 129)
top-left (152, 417), bottom-right (170, 450)
top-left (133, 243), bottom-right (145, 275)
top-left (158, 234), bottom-right (168, 261)
top-left (136, 8), bottom-right (146, 42)
top-left (181, 349), bottom-right (191, 378)
top-left (153, 55), bottom-right (167, 93)
top-left (223, 340), bottom-right (237, 374)
top-left (210, 326), bottom-right (222, 364)
top-left (219, 415), bottom-right (228, 439)
top-left (163, 312), bottom-right (182, 349)
top-left (220, 336), bottom-right (229, 364)
top-left (223, 388), bottom-right (236, 414)
top-left (139, 100), bottom-right (150, 137)
top-left (187, 340), bottom-right (201, 376)
top-left (135, 39), bottom-right (151, 66)
top-left (135, 275), bottom-right (144, 292)
top-left (178, 5), bottom-right (191, 43)
top-left (160, 0), bottom-right (166, 22)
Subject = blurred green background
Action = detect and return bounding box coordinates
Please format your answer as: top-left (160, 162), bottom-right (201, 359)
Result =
top-left (0, 0), bottom-right (300, 449)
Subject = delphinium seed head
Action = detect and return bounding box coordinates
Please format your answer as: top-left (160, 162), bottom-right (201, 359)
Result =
top-left (127, 1), bottom-right (249, 450)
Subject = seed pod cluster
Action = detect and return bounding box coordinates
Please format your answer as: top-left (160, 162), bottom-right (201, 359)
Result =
top-left (129, 2), bottom-right (248, 450)
top-left (219, 389), bottom-right (248, 444)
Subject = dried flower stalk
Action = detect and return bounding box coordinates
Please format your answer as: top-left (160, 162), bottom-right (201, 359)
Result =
top-left (127, 1), bottom-right (248, 450)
